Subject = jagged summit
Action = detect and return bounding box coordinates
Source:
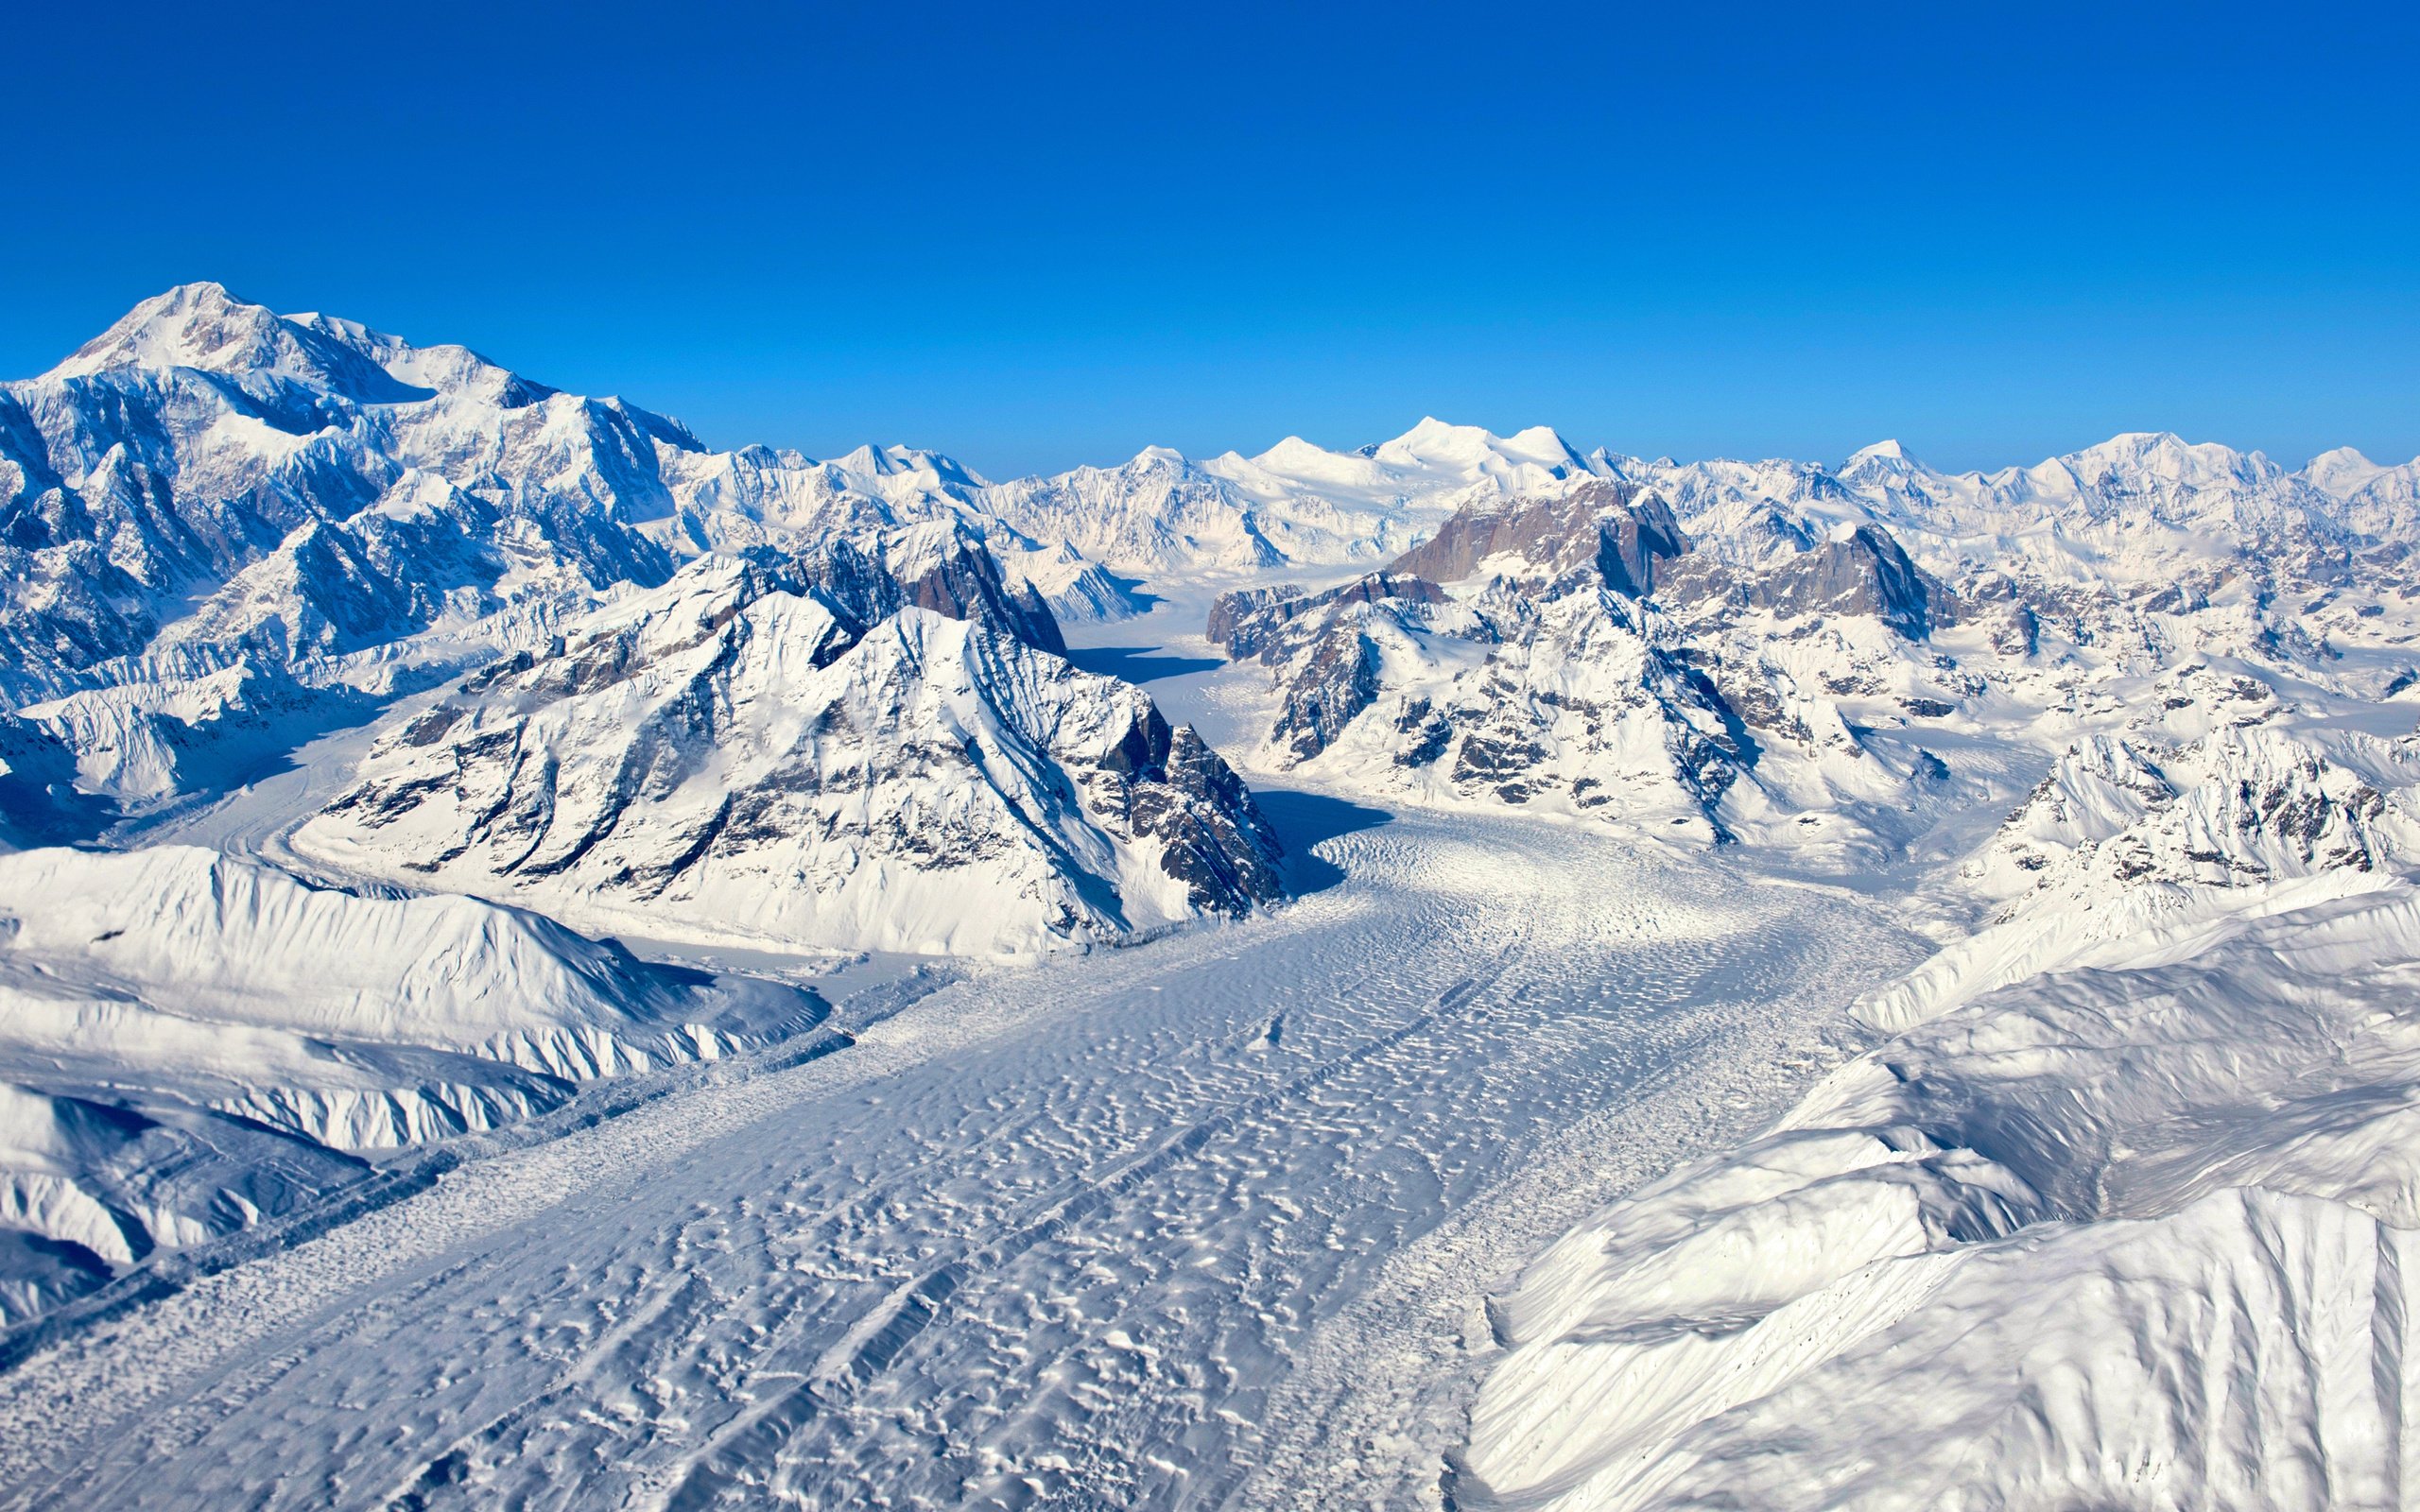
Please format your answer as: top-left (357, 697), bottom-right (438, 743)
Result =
top-left (43, 282), bottom-right (434, 405)
top-left (294, 558), bottom-right (1282, 956)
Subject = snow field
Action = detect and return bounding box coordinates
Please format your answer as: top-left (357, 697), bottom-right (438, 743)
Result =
top-left (0, 803), bottom-right (1921, 1509)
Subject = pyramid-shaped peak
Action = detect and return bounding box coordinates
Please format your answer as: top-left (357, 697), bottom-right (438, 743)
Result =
top-left (2308, 444), bottom-right (2376, 470)
top-left (1253, 435), bottom-right (1348, 467)
top-left (46, 282), bottom-right (286, 380)
top-left (1502, 423), bottom-right (1585, 462)
top-left (2300, 445), bottom-right (2391, 498)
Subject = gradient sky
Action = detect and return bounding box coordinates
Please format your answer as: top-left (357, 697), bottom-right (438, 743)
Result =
top-left (8, 2), bottom-right (2416, 476)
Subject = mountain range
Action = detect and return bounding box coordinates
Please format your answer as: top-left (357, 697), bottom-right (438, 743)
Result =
top-left (7, 285), bottom-right (2420, 1509)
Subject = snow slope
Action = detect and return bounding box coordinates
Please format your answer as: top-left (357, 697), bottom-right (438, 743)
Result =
top-left (1462, 716), bottom-right (2420, 1511)
top-left (0, 843), bottom-right (820, 1325)
top-left (13, 282), bottom-right (2420, 1508)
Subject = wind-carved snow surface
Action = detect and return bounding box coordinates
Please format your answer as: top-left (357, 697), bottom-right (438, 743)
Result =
top-left (0, 802), bottom-right (1928, 1509)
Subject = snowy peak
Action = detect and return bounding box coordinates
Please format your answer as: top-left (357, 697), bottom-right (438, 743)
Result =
top-left (2028, 430), bottom-right (2281, 493)
top-left (1164, 419), bottom-right (1600, 569)
top-left (1370, 416), bottom-right (1587, 478)
top-left (296, 558), bottom-right (1281, 955)
top-left (2300, 445), bottom-right (2385, 498)
top-left (48, 282), bottom-right (286, 378)
top-left (41, 283), bottom-right (430, 406)
top-left (825, 442), bottom-right (988, 491)
top-left (1837, 439), bottom-right (1930, 490)
top-left (1248, 434), bottom-right (1372, 477)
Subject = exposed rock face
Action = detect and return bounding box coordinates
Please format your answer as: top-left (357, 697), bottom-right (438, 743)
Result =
top-left (1745, 524), bottom-right (1942, 639)
top-left (787, 524), bottom-right (1065, 656)
top-left (1422, 593), bottom-right (1754, 820)
top-left (1389, 479), bottom-right (1685, 593)
top-left (1208, 573), bottom-right (1452, 664)
top-left (880, 521), bottom-right (1066, 655)
top-left (1208, 573), bottom-right (1477, 765)
top-left (297, 558), bottom-right (1282, 956)
top-left (1098, 708), bottom-right (1284, 916)
top-left (1272, 627), bottom-right (1386, 764)
top-left (1217, 480), bottom-right (2002, 848)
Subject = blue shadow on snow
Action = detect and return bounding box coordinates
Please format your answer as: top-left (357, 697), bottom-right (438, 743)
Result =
top-left (1251, 787), bottom-right (1393, 896)
top-left (1064, 644), bottom-right (1226, 684)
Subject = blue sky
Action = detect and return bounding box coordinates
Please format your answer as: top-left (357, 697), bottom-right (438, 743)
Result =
top-left (8, 2), bottom-right (2416, 476)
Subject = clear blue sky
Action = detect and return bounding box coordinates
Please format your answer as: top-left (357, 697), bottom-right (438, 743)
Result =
top-left (8, 2), bottom-right (2416, 476)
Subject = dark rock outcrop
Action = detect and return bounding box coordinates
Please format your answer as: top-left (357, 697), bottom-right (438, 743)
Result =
top-left (1208, 573), bottom-right (1449, 663)
top-left (1389, 480), bottom-right (1685, 594)
top-left (1749, 524), bottom-right (1941, 640)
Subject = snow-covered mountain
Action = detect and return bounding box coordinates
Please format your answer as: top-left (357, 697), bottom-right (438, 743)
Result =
top-left (0, 286), bottom-right (1170, 840)
top-left (1206, 479), bottom-right (1996, 855)
top-left (0, 284), bottom-right (1152, 705)
top-left (1347, 431), bottom-right (2420, 1508)
top-left (1202, 417), bottom-right (2420, 869)
top-left (292, 555), bottom-right (1283, 956)
top-left (0, 287), bottom-right (1290, 1327)
top-left (0, 283), bottom-right (682, 701)
top-left (16, 280), bottom-right (2420, 1503)
top-left (1618, 430), bottom-right (2392, 585)
top-left (1460, 710), bottom-right (2420, 1509)
top-left (0, 843), bottom-right (819, 1324)
top-left (963, 418), bottom-right (1600, 576)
